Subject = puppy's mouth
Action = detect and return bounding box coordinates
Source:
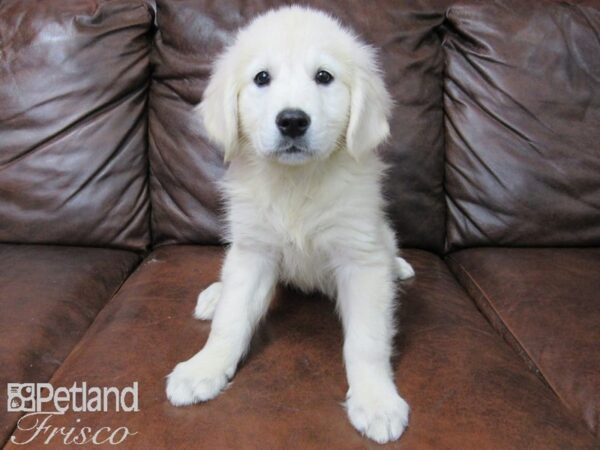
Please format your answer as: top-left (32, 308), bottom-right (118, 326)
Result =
top-left (270, 142), bottom-right (315, 165)
top-left (274, 144), bottom-right (309, 155)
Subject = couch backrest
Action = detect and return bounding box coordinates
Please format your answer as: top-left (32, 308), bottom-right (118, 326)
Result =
top-left (443, 0), bottom-right (600, 251)
top-left (148, 0), bottom-right (450, 253)
top-left (0, 0), bottom-right (154, 251)
top-left (3, 1), bottom-right (598, 254)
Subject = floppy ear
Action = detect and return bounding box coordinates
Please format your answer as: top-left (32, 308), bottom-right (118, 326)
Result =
top-left (198, 49), bottom-right (240, 162)
top-left (346, 47), bottom-right (392, 161)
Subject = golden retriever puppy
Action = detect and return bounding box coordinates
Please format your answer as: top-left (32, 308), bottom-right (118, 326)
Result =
top-left (167, 6), bottom-right (415, 444)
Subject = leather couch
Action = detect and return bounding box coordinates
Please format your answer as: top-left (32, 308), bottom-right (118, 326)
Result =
top-left (1, 0), bottom-right (598, 448)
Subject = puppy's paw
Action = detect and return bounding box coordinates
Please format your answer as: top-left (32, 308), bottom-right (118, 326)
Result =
top-left (166, 355), bottom-right (230, 406)
top-left (396, 257), bottom-right (415, 280)
top-left (193, 282), bottom-right (222, 320)
top-left (346, 388), bottom-right (410, 444)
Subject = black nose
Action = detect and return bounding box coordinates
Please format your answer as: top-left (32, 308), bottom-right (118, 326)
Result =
top-left (276, 109), bottom-right (311, 138)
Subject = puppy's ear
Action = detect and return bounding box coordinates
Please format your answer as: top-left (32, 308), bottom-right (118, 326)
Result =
top-left (346, 47), bottom-right (392, 161)
top-left (198, 49), bottom-right (240, 162)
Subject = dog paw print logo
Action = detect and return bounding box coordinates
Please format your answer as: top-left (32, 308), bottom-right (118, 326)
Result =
top-left (7, 384), bottom-right (36, 412)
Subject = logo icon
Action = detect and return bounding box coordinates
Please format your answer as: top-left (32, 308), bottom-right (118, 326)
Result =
top-left (7, 383), bottom-right (36, 412)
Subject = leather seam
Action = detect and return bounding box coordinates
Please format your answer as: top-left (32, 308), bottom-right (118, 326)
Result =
top-left (445, 255), bottom-right (577, 416)
top-left (447, 255), bottom-right (600, 442)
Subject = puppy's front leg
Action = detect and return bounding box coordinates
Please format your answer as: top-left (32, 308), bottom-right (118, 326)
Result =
top-left (336, 262), bottom-right (409, 444)
top-left (167, 244), bottom-right (277, 406)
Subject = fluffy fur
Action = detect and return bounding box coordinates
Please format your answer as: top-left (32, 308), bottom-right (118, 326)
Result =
top-left (166, 6), bottom-right (415, 444)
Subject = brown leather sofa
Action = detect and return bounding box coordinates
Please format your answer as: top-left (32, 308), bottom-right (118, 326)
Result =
top-left (1, 0), bottom-right (599, 448)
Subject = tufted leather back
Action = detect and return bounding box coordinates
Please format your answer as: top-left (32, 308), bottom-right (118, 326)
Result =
top-left (0, 0), bottom-right (154, 250)
top-left (443, 1), bottom-right (600, 250)
top-left (2, 0), bottom-right (599, 254)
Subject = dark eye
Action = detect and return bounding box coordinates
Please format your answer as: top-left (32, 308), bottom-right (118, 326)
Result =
top-left (254, 70), bottom-right (271, 86)
top-left (315, 70), bottom-right (334, 85)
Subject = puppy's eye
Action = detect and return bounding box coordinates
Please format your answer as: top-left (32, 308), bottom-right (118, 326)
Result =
top-left (315, 70), bottom-right (334, 85)
top-left (254, 71), bottom-right (271, 86)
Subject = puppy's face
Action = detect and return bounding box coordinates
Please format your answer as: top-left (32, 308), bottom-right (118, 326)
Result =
top-left (201, 7), bottom-right (392, 165)
top-left (238, 49), bottom-right (350, 165)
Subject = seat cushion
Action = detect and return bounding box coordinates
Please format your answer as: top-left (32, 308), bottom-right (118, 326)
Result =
top-left (149, 0), bottom-right (448, 251)
top-left (6, 246), bottom-right (596, 449)
top-left (447, 248), bottom-right (600, 438)
top-left (0, 244), bottom-right (140, 445)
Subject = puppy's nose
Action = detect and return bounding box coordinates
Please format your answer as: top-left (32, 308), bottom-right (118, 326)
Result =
top-left (276, 109), bottom-right (311, 138)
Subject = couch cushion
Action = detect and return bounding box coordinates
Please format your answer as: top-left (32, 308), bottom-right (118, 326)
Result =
top-left (443, 0), bottom-right (600, 250)
top-left (148, 1), bottom-right (449, 251)
top-left (0, 244), bottom-right (140, 445)
top-left (0, 0), bottom-right (154, 250)
top-left (447, 248), bottom-right (600, 438)
top-left (6, 246), bottom-right (596, 449)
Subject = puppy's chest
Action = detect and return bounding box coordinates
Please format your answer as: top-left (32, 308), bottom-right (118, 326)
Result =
top-left (269, 206), bottom-right (334, 294)
top-left (265, 200), bottom-right (322, 250)
top-left (259, 188), bottom-right (336, 251)
top-left (259, 192), bottom-right (336, 282)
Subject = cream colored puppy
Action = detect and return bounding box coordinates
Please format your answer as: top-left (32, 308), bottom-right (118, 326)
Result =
top-left (166, 6), bottom-right (415, 444)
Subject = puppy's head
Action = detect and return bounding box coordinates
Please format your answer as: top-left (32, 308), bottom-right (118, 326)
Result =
top-left (200, 6), bottom-right (391, 165)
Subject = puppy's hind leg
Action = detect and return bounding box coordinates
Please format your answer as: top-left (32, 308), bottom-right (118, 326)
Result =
top-left (194, 282), bottom-right (222, 320)
top-left (395, 257), bottom-right (415, 280)
top-left (381, 223), bottom-right (415, 281)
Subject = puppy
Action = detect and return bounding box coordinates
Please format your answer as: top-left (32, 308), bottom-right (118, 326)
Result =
top-left (166, 6), bottom-right (415, 444)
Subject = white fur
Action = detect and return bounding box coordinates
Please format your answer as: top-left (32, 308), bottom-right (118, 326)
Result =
top-left (193, 281), bottom-right (222, 320)
top-left (166, 6), bottom-right (414, 444)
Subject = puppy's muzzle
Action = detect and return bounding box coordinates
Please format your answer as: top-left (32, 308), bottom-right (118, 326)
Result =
top-left (276, 109), bottom-right (311, 138)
